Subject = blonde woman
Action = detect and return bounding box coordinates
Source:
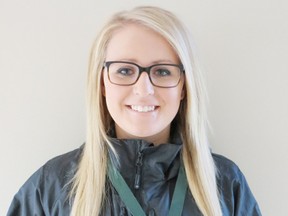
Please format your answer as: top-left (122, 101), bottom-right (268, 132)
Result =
top-left (7, 6), bottom-right (261, 216)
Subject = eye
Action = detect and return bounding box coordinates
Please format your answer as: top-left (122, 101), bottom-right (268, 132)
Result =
top-left (154, 68), bottom-right (172, 77)
top-left (116, 67), bottom-right (135, 76)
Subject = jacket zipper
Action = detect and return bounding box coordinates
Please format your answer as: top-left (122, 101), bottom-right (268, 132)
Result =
top-left (134, 150), bottom-right (143, 189)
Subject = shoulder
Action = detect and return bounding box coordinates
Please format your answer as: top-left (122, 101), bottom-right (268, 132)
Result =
top-left (212, 153), bottom-right (248, 192)
top-left (41, 145), bottom-right (83, 180)
top-left (212, 153), bottom-right (243, 180)
top-left (24, 145), bottom-right (83, 188)
top-left (212, 153), bottom-right (262, 215)
top-left (7, 146), bottom-right (83, 215)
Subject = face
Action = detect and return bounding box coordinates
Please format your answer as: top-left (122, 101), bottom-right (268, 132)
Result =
top-left (103, 24), bottom-right (185, 144)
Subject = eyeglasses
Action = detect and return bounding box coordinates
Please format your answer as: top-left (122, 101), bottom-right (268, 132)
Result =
top-left (103, 61), bottom-right (184, 88)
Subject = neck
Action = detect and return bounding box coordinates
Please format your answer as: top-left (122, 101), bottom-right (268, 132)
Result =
top-left (115, 124), bottom-right (170, 145)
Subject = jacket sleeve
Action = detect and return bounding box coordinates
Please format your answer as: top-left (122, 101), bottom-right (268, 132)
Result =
top-left (7, 168), bottom-right (46, 216)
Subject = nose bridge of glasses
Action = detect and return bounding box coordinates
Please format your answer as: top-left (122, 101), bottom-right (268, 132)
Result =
top-left (138, 65), bottom-right (152, 75)
top-left (136, 65), bottom-right (155, 84)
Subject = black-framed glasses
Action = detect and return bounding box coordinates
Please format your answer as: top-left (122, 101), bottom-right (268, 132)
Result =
top-left (103, 61), bottom-right (184, 88)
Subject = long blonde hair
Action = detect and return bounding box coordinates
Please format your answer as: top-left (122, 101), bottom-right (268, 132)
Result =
top-left (70, 6), bottom-right (222, 216)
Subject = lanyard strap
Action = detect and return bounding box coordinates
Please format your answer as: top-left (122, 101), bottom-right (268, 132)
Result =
top-left (108, 162), bottom-right (188, 216)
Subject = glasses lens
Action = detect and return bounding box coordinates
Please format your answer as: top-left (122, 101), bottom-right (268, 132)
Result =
top-left (150, 65), bottom-right (181, 87)
top-left (108, 62), bottom-right (138, 85)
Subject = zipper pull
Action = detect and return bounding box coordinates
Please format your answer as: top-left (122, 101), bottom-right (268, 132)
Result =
top-left (134, 151), bottom-right (143, 189)
top-left (120, 207), bottom-right (127, 216)
top-left (148, 209), bottom-right (156, 216)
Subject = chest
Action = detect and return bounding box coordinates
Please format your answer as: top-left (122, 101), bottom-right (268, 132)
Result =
top-left (100, 179), bottom-right (203, 216)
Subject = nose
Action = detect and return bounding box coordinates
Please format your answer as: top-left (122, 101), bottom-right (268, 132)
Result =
top-left (133, 72), bottom-right (154, 96)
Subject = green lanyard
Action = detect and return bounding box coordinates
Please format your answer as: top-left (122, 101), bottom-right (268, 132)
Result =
top-left (108, 162), bottom-right (188, 216)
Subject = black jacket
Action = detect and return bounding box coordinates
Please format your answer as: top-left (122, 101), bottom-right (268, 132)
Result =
top-left (7, 138), bottom-right (261, 215)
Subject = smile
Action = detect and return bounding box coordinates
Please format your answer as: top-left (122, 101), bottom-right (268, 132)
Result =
top-left (130, 105), bottom-right (156, 112)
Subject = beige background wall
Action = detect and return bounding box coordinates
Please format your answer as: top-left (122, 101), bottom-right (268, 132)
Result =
top-left (1, 0), bottom-right (287, 215)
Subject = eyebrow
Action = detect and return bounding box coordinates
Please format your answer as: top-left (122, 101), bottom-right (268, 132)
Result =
top-left (113, 58), bottom-right (177, 65)
top-left (151, 59), bottom-right (176, 64)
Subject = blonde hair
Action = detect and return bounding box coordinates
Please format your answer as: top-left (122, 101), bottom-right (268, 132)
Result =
top-left (70, 6), bottom-right (222, 216)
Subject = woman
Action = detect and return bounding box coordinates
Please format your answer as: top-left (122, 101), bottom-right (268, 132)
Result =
top-left (7, 6), bottom-right (261, 216)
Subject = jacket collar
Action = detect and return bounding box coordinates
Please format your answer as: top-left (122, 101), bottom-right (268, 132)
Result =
top-left (108, 135), bottom-right (183, 189)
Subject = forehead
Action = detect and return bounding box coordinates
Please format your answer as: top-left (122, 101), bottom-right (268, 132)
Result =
top-left (105, 24), bottom-right (179, 65)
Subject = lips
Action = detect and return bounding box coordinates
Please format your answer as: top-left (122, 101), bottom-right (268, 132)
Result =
top-left (130, 105), bottom-right (157, 112)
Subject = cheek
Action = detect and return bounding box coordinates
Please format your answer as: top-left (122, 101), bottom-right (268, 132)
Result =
top-left (103, 83), bottom-right (117, 104)
top-left (103, 73), bottom-right (115, 98)
top-left (102, 72), bottom-right (108, 97)
top-left (169, 85), bottom-right (185, 102)
top-left (164, 87), bottom-right (185, 116)
top-left (103, 78), bottom-right (127, 108)
top-left (159, 89), bottom-right (183, 111)
top-left (104, 86), bottom-right (118, 118)
top-left (103, 77), bottom-right (113, 108)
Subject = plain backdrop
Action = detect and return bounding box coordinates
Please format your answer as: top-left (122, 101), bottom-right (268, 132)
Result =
top-left (1, 0), bottom-right (287, 215)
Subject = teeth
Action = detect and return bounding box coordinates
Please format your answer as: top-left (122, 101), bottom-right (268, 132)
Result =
top-left (131, 105), bottom-right (155, 112)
